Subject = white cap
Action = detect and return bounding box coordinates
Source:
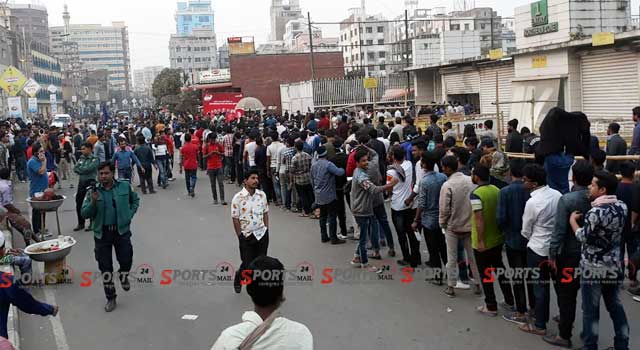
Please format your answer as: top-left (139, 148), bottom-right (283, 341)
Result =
top-left (0, 231), bottom-right (5, 248)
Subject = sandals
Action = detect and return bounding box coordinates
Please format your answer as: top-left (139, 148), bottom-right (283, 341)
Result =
top-left (476, 305), bottom-right (497, 317)
top-left (518, 323), bottom-right (546, 336)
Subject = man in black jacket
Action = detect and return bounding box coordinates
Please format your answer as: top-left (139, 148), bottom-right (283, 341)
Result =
top-left (505, 119), bottom-right (523, 153)
top-left (330, 139), bottom-right (349, 239)
top-left (605, 122), bottom-right (627, 174)
top-left (133, 135), bottom-right (156, 194)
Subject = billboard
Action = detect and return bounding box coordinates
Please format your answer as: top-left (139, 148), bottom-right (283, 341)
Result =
top-left (202, 91), bottom-right (244, 119)
top-left (228, 37), bottom-right (255, 55)
top-left (28, 97), bottom-right (38, 113)
top-left (199, 69), bottom-right (231, 84)
top-left (7, 97), bottom-right (23, 119)
top-left (0, 66), bottom-right (27, 96)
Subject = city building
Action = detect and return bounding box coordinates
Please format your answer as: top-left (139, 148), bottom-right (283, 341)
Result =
top-left (31, 41), bottom-right (63, 115)
top-left (502, 18), bottom-right (516, 54)
top-left (3, 3), bottom-right (49, 47)
top-left (169, 28), bottom-right (218, 85)
top-left (218, 43), bottom-right (229, 69)
top-left (292, 33), bottom-right (339, 53)
top-left (175, 0), bottom-right (215, 36)
top-left (50, 22), bottom-right (132, 95)
top-left (339, 8), bottom-right (392, 77)
top-left (270, 0), bottom-right (303, 41)
top-left (133, 66), bottom-right (164, 95)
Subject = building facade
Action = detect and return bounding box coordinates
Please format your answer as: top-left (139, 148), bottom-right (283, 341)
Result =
top-left (270, 0), bottom-right (303, 41)
top-left (133, 66), bottom-right (164, 95)
top-left (4, 3), bottom-right (49, 47)
top-left (50, 22), bottom-right (132, 95)
top-left (339, 8), bottom-right (392, 77)
top-left (31, 43), bottom-right (63, 115)
top-left (175, 0), bottom-right (215, 36)
top-left (218, 43), bottom-right (229, 69)
top-left (169, 28), bottom-right (218, 84)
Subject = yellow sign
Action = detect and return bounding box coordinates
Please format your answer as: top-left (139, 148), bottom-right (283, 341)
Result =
top-left (0, 66), bottom-right (28, 97)
top-left (532, 55), bottom-right (547, 68)
top-left (363, 77), bottom-right (378, 89)
top-left (489, 48), bottom-right (504, 60)
top-left (592, 32), bottom-right (615, 47)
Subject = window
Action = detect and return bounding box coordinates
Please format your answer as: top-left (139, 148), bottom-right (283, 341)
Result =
top-left (450, 24), bottom-right (460, 31)
top-left (360, 40), bottom-right (364, 46)
top-left (345, 57), bottom-right (349, 64)
top-left (367, 52), bottom-right (375, 60)
top-left (366, 27), bottom-right (373, 33)
top-left (481, 24), bottom-right (486, 30)
top-left (355, 53), bottom-right (359, 60)
top-left (194, 58), bottom-right (201, 62)
top-left (366, 40), bottom-right (373, 45)
top-left (377, 26), bottom-right (384, 33)
top-left (379, 64), bottom-right (386, 71)
top-left (378, 39), bottom-right (384, 45)
top-left (378, 51), bottom-right (386, 58)
top-left (177, 57), bottom-right (182, 63)
top-left (464, 23), bottom-right (470, 30)
top-left (183, 15), bottom-right (192, 22)
top-left (187, 47), bottom-right (191, 51)
top-left (199, 16), bottom-right (209, 22)
top-left (194, 47), bottom-right (200, 51)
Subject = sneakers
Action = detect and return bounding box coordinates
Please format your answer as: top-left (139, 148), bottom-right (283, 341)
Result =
top-left (350, 257), bottom-right (362, 266)
top-left (542, 334), bottom-right (572, 348)
top-left (444, 286), bottom-right (456, 297)
top-left (331, 239), bottom-right (346, 245)
top-left (454, 281), bottom-right (471, 290)
top-left (633, 296), bottom-right (640, 303)
top-left (361, 264), bottom-right (383, 273)
top-left (337, 234), bottom-right (348, 240)
top-left (222, 201), bottom-right (228, 206)
top-left (104, 299), bottom-right (117, 312)
top-left (499, 302), bottom-right (515, 313)
top-left (213, 200), bottom-right (219, 205)
top-left (120, 274), bottom-right (130, 291)
top-left (503, 312), bottom-right (528, 326)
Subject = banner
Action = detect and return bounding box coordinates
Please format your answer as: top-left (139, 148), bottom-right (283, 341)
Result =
top-left (199, 69), bottom-right (231, 84)
top-left (22, 78), bottom-right (41, 97)
top-left (50, 94), bottom-right (58, 115)
top-left (7, 97), bottom-right (23, 119)
top-left (28, 97), bottom-right (38, 113)
top-left (0, 66), bottom-right (28, 96)
top-left (202, 91), bottom-right (244, 117)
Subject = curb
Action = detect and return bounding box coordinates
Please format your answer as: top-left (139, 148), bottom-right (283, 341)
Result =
top-left (2, 226), bottom-right (21, 349)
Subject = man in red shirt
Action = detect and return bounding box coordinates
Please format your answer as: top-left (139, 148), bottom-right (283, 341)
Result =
top-left (318, 112), bottom-right (330, 131)
top-left (180, 133), bottom-right (199, 197)
top-left (203, 133), bottom-right (226, 205)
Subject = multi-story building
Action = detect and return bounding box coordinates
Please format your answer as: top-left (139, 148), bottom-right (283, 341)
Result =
top-left (339, 8), bottom-right (392, 77)
top-left (292, 34), bottom-right (339, 53)
top-left (175, 0), bottom-right (215, 36)
top-left (283, 18), bottom-right (307, 49)
top-left (31, 42), bottom-right (63, 115)
top-left (133, 66), bottom-right (164, 95)
top-left (3, 3), bottom-right (49, 47)
top-left (218, 43), bottom-right (229, 69)
top-left (502, 18), bottom-right (516, 54)
top-left (169, 28), bottom-right (218, 84)
top-left (50, 22), bottom-right (132, 95)
top-left (270, 0), bottom-right (303, 41)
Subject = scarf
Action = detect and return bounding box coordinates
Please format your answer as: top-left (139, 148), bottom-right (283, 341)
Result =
top-left (238, 310), bottom-right (281, 350)
top-left (591, 195), bottom-right (617, 208)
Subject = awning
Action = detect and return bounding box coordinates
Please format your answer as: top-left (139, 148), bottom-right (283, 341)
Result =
top-left (380, 88), bottom-right (414, 101)
top-left (509, 78), bottom-right (560, 132)
top-left (181, 82), bottom-right (233, 92)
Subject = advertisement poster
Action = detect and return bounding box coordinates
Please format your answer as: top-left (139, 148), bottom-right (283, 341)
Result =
top-left (22, 78), bottom-right (41, 97)
top-left (50, 94), bottom-right (58, 115)
top-left (7, 97), bottom-right (23, 119)
top-left (28, 97), bottom-right (38, 113)
top-left (0, 66), bottom-right (28, 97)
top-left (202, 91), bottom-right (244, 119)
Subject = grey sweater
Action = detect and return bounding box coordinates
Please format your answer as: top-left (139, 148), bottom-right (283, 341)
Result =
top-left (350, 167), bottom-right (384, 217)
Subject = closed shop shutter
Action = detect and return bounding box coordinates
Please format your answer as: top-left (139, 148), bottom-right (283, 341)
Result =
top-left (479, 63), bottom-right (515, 117)
top-left (443, 70), bottom-right (480, 95)
top-left (581, 49), bottom-right (640, 120)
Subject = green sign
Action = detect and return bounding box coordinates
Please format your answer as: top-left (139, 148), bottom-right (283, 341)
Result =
top-left (530, 0), bottom-right (549, 27)
top-left (524, 0), bottom-right (558, 37)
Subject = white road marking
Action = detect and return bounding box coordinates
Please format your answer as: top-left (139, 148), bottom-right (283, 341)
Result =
top-left (44, 289), bottom-right (70, 350)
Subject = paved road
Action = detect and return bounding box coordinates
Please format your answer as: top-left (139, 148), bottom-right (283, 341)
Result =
top-left (12, 171), bottom-right (640, 350)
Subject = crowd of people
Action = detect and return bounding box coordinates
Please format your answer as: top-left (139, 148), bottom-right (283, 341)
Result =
top-left (0, 104), bottom-right (638, 349)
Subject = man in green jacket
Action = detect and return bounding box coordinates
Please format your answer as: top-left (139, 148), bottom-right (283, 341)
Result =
top-left (82, 161), bottom-right (140, 312)
top-left (73, 142), bottom-right (99, 232)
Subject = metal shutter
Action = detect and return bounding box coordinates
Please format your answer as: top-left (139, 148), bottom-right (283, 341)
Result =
top-left (479, 64), bottom-right (515, 117)
top-left (581, 49), bottom-right (640, 120)
top-left (443, 70), bottom-right (480, 95)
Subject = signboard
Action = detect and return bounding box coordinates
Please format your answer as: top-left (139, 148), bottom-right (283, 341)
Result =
top-left (199, 69), bottom-right (231, 84)
top-left (22, 79), bottom-right (41, 97)
top-left (50, 94), bottom-right (58, 115)
top-left (72, 95), bottom-right (77, 103)
top-left (363, 77), bottom-right (378, 89)
top-left (0, 66), bottom-right (27, 96)
top-left (47, 84), bottom-right (58, 93)
top-left (202, 91), bottom-right (244, 117)
top-left (532, 55), bottom-right (548, 68)
top-left (28, 97), bottom-right (38, 113)
top-left (7, 97), bottom-right (23, 119)
top-left (592, 32), bottom-right (615, 46)
top-left (95, 92), bottom-right (100, 101)
top-left (228, 37), bottom-right (255, 55)
top-left (489, 48), bottom-right (504, 60)
top-left (524, 0), bottom-right (559, 37)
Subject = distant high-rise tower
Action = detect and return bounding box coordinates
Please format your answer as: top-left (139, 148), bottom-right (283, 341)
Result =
top-left (270, 0), bottom-right (303, 41)
top-left (62, 4), bottom-right (71, 37)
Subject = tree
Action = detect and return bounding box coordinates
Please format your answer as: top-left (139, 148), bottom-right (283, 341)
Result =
top-left (176, 90), bottom-right (201, 116)
top-left (151, 68), bottom-right (182, 109)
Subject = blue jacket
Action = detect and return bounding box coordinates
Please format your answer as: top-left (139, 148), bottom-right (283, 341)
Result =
top-left (310, 158), bottom-right (345, 205)
top-left (0, 272), bottom-right (54, 338)
top-left (112, 149), bottom-right (141, 170)
top-left (496, 179), bottom-right (530, 250)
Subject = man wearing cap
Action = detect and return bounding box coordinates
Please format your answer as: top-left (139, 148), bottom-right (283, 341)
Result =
top-left (310, 146), bottom-right (346, 245)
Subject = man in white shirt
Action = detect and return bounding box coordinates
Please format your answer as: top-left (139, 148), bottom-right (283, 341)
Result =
top-left (211, 256), bottom-right (313, 350)
top-left (266, 131), bottom-right (285, 206)
top-left (519, 164), bottom-right (562, 335)
top-left (231, 170), bottom-right (269, 294)
top-left (243, 132), bottom-right (258, 168)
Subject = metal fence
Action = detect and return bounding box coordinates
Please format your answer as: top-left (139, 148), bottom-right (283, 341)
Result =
top-left (312, 74), bottom-right (414, 108)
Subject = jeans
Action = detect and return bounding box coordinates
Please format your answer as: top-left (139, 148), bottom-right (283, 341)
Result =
top-left (156, 157), bottom-right (168, 187)
top-left (458, 239), bottom-right (470, 282)
top-left (391, 208), bottom-right (419, 266)
top-left (185, 169), bottom-right (197, 194)
top-left (544, 152), bottom-right (574, 195)
top-left (318, 200), bottom-right (338, 242)
top-left (207, 168), bottom-right (225, 202)
top-left (445, 232), bottom-right (480, 288)
top-left (94, 228), bottom-right (133, 300)
top-left (138, 165), bottom-right (154, 193)
top-left (117, 168), bottom-right (132, 183)
top-left (555, 254), bottom-right (580, 340)
top-left (295, 184), bottom-right (313, 215)
top-left (373, 204), bottom-right (395, 250)
top-left (354, 216), bottom-right (379, 265)
top-left (506, 247), bottom-right (535, 314)
top-left (15, 155), bottom-right (26, 181)
top-left (279, 172), bottom-right (291, 209)
top-left (336, 190), bottom-right (348, 235)
top-left (234, 231), bottom-right (269, 288)
top-left (581, 279), bottom-right (629, 350)
top-left (474, 244), bottom-right (514, 311)
top-left (527, 248), bottom-right (552, 330)
top-left (224, 156), bottom-right (234, 181)
top-left (423, 226), bottom-right (447, 281)
top-left (270, 168), bottom-right (281, 204)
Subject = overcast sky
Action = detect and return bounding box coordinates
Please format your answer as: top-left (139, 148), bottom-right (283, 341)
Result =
top-left (38, 0), bottom-right (640, 70)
